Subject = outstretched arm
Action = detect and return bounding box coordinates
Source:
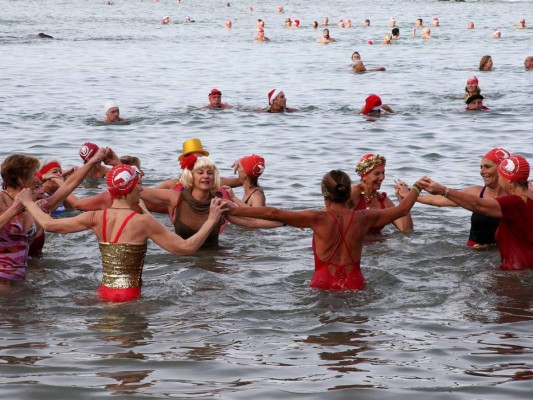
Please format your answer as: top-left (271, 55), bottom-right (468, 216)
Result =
top-left (47, 147), bottom-right (108, 211)
top-left (140, 187), bottom-right (177, 208)
top-left (17, 189), bottom-right (96, 233)
top-left (228, 204), bottom-right (318, 229)
top-left (420, 177), bottom-right (502, 217)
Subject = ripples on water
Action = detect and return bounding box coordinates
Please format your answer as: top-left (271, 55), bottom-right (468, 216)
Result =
top-left (1, 0), bottom-right (533, 398)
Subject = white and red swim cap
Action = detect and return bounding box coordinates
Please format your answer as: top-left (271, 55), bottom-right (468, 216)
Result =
top-left (79, 142), bottom-right (99, 163)
top-left (107, 164), bottom-right (141, 198)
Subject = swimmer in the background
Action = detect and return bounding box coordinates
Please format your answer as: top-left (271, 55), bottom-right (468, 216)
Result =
top-left (364, 19), bottom-right (371, 27)
top-left (225, 20), bottom-right (232, 28)
top-left (339, 19), bottom-right (345, 28)
top-left (203, 88), bottom-right (231, 109)
top-left (382, 33), bottom-right (392, 45)
top-left (277, 5), bottom-right (284, 13)
top-left (103, 101), bottom-right (126, 123)
top-left (360, 94), bottom-right (394, 116)
top-left (516, 18), bottom-right (526, 29)
top-left (263, 89), bottom-right (297, 113)
top-left (254, 28), bottom-right (270, 42)
top-left (247, 5), bottom-right (253, 12)
top-left (345, 19), bottom-right (352, 28)
top-left (312, 21), bottom-right (318, 29)
top-left (350, 51), bottom-right (361, 65)
top-left (391, 27), bottom-right (400, 39)
top-left (321, 17), bottom-right (329, 27)
top-left (467, 21), bottom-right (474, 29)
top-left (317, 28), bottom-right (335, 43)
top-left (389, 17), bottom-right (396, 28)
top-left (257, 19), bottom-right (264, 29)
top-left (36, 32), bottom-right (53, 39)
top-left (465, 94), bottom-right (489, 111)
top-left (433, 17), bottom-right (440, 27)
top-left (184, 16), bottom-right (192, 23)
top-left (285, 18), bottom-right (292, 28)
top-left (161, 16), bottom-right (170, 25)
top-left (415, 18), bottom-right (424, 29)
top-left (464, 76), bottom-right (481, 99)
top-left (525, 56), bottom-right (533, 70)
top-left (353, 61), bottom-right (385, 73)
top-left (422, 27), bottom-right (431, 39)
top-left (493, 29), bottom-right (501, 38)
top-left (479, 55), bottom-right (493, 71)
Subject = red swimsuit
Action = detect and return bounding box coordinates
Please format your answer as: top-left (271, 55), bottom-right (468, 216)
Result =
top-left (310, 210), bottom-right (365, 291)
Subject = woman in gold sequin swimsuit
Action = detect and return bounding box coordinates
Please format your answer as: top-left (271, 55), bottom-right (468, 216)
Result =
top-left (17, 164), bottom-right (227, 302)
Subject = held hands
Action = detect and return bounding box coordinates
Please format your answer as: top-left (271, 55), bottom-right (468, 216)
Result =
top-left (103, 147), bottom-right (120, 166)
top-left (208, 197), bottom-right (229, 222)
top-left (394, 178), bottom-right (410, 200)
top-left (89, 147), bottom-right (108, 164)
top-left (417, 177), bottom-right (446, 195)
top-left (36, 199), bottom-right (51, 214)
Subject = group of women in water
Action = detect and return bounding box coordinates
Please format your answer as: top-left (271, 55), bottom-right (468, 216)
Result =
top-left (1, 137), bottom-right (531, 301)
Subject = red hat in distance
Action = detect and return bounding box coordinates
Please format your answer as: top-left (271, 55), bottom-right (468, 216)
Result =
top-left (268, 89), bottom-right (283, 105)
top-left (362, 94), bottom-right (382, 115)
top-left (209, 88), bottom-right (221, 96)
top-left (79, 142), bottom-right (99, 163)
top-left (240, 154), bottom-right (265, 178)
top-left (498, 155), bottom-right (530, 182)
top-left (294, 19), bottom-right (300, 27)
top-left (107, 164), bottom-right (141, 198)
top-left (483, 148), bottom-right (510, 165)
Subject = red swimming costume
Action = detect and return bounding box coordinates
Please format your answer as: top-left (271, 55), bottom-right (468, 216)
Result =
top-left (309, 210), bottom-right (365, 291)
top-left (354, 193), bottom-right (386, 234)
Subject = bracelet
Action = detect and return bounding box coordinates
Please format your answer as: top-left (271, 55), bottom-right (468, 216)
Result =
top-left (411, 184), bottom-right (421, 195)
top-left (443, 186), bottom-right (449, 198)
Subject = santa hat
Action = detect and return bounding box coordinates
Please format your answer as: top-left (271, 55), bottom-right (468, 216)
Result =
top-left (268, 89), bottom-right (283, 105)
top-left (362, 94), bottom-right (382, 115)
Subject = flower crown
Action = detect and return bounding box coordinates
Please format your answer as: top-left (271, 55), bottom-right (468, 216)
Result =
top-left (355, 155), bottom-right (386, 176)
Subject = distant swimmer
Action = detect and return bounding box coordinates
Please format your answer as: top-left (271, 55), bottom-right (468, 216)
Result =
top-left (225, 19), bottom-right (232, 28)
top-left (103, 101), bottom-right (126, 123)
top-left (359, 94), bottom-right (394, 116)
top-left (464, 76), bottom-right (481, 99)
top-left (254, 28), bottom-right (270, 42)
top-left (353, 61), bottom-right (385, 73)
top-left (257, 19), bottom-right (265, 29)
top-left (516, 18), bottom-right (526, 29)
top-left (479, 55), bottom-right (493, 71)
top-left (317, 28), bottom-right (335, 43)
top-left (465, 94), bottom-right (489, 111)
top-left (433, 17), bottom-right (440, 27)
top-left (345, 19), bottom-right (352, 28)
top-left (321, 17), bottom-right (329, 27)
top-left (467, 21), bottom-right (475, 29)
top-left (350, 51), bottom-right (361, 65)
top-left (312, 21), bottom-right (318, 29)
top-left (204, 88), bottom-right (231, 109)
top-left (525, 56), bottom-right (533, 70)
top-left (36, 32), bottom-right (53, 39)
top-left (492, 29), bottom-right (501, 38)
top-left (391, 27), bottom-right (400, 39)
top-left (161, 16), bottom-right (170, 25)
top-left (422, 27), bottom-right (431, 39)
top-left (415, 18), bottom-right (424, 29)
top-left (339, 19), bottom-right (345, 28)
top-left (364, 19), bottom-right (371, 27)
top-left (382, 33), bottom-right (392, 45)
top-left (264, 89), bottom-right (297, 113)
top-left (389, 17), bottom-right (396, 28)
top-left (285, 18), bottom-right (292, 28)
top-left (277, 5), bottom-right (284, 13)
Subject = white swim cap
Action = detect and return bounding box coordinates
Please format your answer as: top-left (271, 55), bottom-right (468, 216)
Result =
top-left (104, 100), bottom-right (119, 114)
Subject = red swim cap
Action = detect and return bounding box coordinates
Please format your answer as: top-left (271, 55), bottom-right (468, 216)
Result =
top-left (362, 94), bottom-right (382, 115)
top-left (483, 148), bottom-right (510, 165)
top-left (367, 40), bottom-right (373, 45)
top-left (498, 155), bottom-right (530, 182)
top-left (240, 154), bottom-right (265, 178)
top-left (467, 76), bottom-right (479, 84)
top-left (79, 142), bottom-right (99, 163)
top-left (107, 164), bottom-right (141, 198)
top-left (39, 161), bottom-right (61, 176)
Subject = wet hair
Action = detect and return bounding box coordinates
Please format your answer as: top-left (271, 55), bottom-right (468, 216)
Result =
top-left (479, 55), bottom-right (492, 70)
top-left (180, 156), bottom-right (220, 191)
top-left (323, 28), bottom-right (330, 34)
top-left (321, 170), bottom-right (351, 203)
top-left (1, 154), bottom-right (40, 190)
top-left (392, 27), bottom-right (400, 36)
top-left (119, 155), bottom-right (141, 169)
top-left (312, 21), bottom-right (318, 28)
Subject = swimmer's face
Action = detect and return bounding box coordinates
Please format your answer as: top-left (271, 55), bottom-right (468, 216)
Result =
top-left (416, 19), bottom-right (423, 27)
top-left (272, 92), bottom-right (286, 109)
top-left (209, 93), bottom-right (222, 107)
top-left (106, 107), bottom-right (120, 122)
top-left (193, 167), bottom-right (214, 189)
top-left (524, 57), bottom-right (533, 70)
top-left (352, 53), bottom-right (361, 62)
top-left (236, 162), bottom-right (246, 180)
top-left (480, 158), bottom-right (499, 187)
top-left (467, 22), bottom-right (474, 29)
top-left (482, 57), bottom-right (493, 70)
top-left (225, 21), bottom-right (232, 28)
top-left (467, 99), bottom-right (484, 110)
top-left (364, 20), bottom-right (370, 26)
top-left (466, 81), bottom-right (478, 92)
top-left (323, 29), bottom-right (330, 38)
top-left (364, 165), bottom-right (386, 191)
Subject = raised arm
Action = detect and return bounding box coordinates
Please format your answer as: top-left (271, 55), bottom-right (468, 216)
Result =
top-left (17, 189), bottom-right (96, 233)
top-left (147, 198), bottom-right (227, 255)
top-left (47, 147), bottom-right (108, 211)
top-left (65, 191), bottom-right (112, 211)
top-left (420, 177), bottom-right (502, 217)
top-left (140, 187), bottom-right (178, 208)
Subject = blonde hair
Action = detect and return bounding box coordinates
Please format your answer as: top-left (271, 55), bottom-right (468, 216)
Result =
top-left (179, 156), bottom-right (220, 191)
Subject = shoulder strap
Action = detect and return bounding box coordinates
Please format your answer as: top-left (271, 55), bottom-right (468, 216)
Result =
top-left (327, 210), bottom-right (358, 265)
top-left (102, 209), bottom-right (108, 242)
top-left (112, 211), bottom-right (137, 243)
top-left (479, 186), bottom-right (487, 198)
top-left (244, 188), bottom-right (263, 204)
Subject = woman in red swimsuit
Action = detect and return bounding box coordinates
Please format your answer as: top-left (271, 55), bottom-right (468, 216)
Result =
top-left (349, 154), bottom-right (413, 233)
top-left (228, 170), bottom-right (424, 291)
top-left (17, 164), bottom-right (227, 301)
top-left (225, 154), bottom-right (266, 207)
top-left (421, 155), bottom-right (533, 270)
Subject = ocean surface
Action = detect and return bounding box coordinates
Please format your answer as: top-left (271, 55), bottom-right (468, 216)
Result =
top-left (1, 0), bottom-right (533, 399)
